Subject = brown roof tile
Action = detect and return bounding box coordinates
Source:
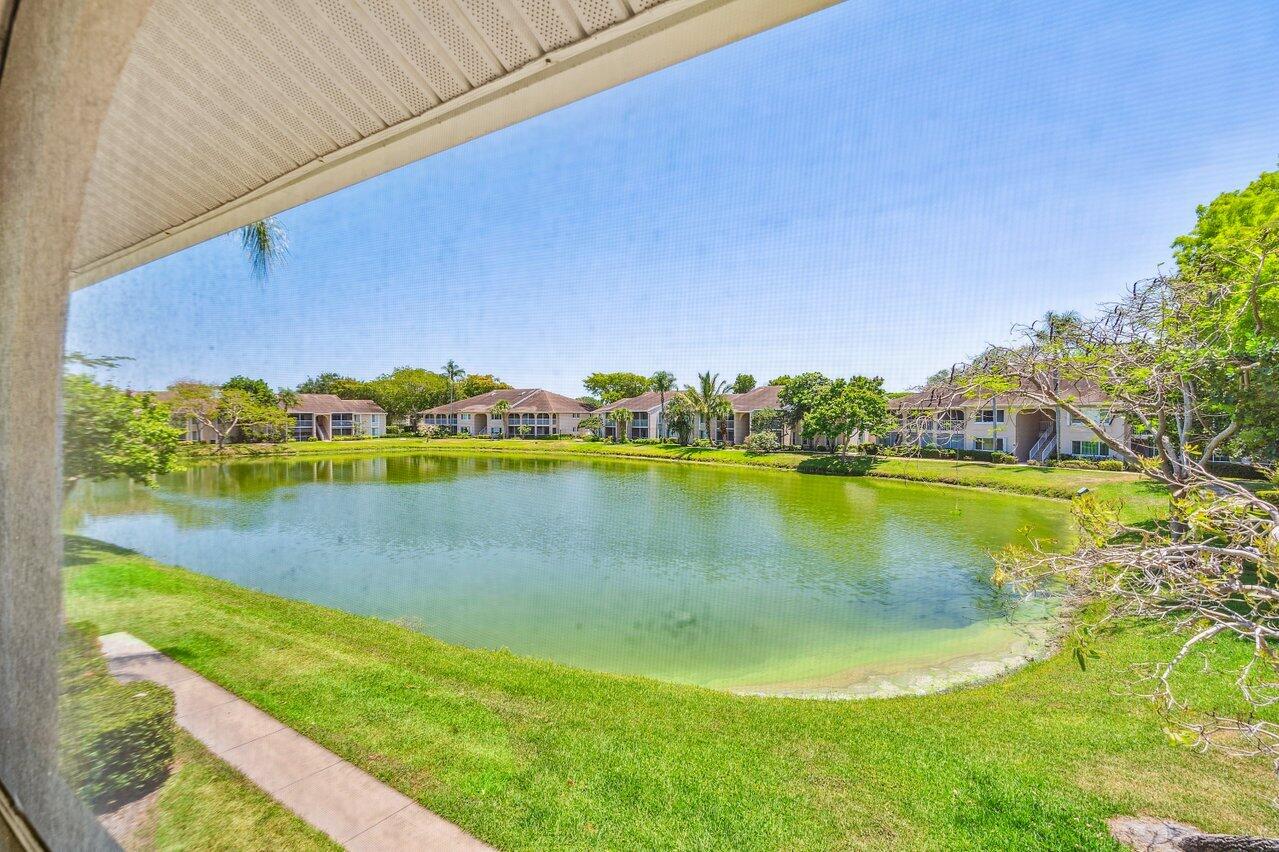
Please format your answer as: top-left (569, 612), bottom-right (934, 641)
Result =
top-left (421, 389), bottom-right (590, 415)
top-left (890, 379), bottom-right (1110, 410)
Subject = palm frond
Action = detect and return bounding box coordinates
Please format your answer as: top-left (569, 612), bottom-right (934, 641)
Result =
top-left (238, 217), bottom-right (288, 281)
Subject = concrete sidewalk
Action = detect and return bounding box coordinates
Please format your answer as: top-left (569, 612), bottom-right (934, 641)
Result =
top-left (100, 632), bottom-right (493, 851)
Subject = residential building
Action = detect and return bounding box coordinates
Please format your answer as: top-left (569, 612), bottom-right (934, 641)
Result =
top-left (154, 391), bottom-right (385, 442)
top-left (287, 394), bottom-right (386, 441)
top-left (419, 389), bottom-right (591, 437)
top-left (597, 385), bottom-right (794, 445)
top-left (887, 381), bottom-right (1128, 462)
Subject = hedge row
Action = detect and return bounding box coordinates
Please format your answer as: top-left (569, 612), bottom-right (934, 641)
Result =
top-left (59, 623), bottom-right (175, 811)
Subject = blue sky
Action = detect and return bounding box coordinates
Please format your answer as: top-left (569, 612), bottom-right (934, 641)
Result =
top-left (68, 0), bottom-right (1279, 394)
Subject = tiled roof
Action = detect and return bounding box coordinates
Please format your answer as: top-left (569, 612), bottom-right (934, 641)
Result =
top-left (598, 385), bottom-right (784, 414)
top-left (149, 390), bottom-right (383, 415)
top-left (596, 390), bottom-right (675, 413)
top-left (890, 379), bottom-right (1110, 410)
top-left (287, 394), bottom-right (385, 414)
top-left (727, 385), bottom-right (783, 412)
top-left (421, 389), bottom-right (590, 415)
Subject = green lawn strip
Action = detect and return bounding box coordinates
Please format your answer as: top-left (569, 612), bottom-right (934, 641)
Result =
top-left (149, 731), bottom-right (338, 851)
top-left (65, 536), bottom-right (1276, 850)
top-left (184, 438), bottom-right (1166, 522)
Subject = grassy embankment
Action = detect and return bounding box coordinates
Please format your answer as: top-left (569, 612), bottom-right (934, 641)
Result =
top-left (184, 436), bottom-right (1168, 522)
top-left (136, 733), bottom-right (335, 851)
top-left (66, 535), bottom-right (1277, 850)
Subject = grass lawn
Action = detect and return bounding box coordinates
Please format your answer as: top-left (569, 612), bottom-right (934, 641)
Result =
top-left (65, 535), bottom-right (1277, 851)
top-left (185, 437), bottom-right (1169, 522)
top-left (142, 732), bottom-right (336, 851)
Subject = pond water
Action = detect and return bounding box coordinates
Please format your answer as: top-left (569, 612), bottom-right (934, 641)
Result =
top-left (65, 452), bottom-right (1072, 696)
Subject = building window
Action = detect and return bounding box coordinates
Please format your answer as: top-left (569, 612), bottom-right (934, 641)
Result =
top-left (1071, 408), bottom-right (1110, 426)
top-left (290, 413), bottom-right (314, 441)
top-left (331, 413), bottom-right (354, 436)
top-left (974, 407), bottom-right (1004, 423)
top-left (973, 437), bottom-right (1004, 451)
top-left (1071, 440), bottom-right (1110, 457)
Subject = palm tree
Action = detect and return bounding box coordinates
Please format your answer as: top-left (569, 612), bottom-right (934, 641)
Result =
top-left (649, 370), bottom-right (676, 440)
top-left (442, 359), bottom-right (466, 403)
top-left (683, 372), bottom-right (731, 443)
top-left (611, 407), bottom-right (633, 442)
top-left (488, 399), bottom-right (510, 438)
top-left (238, 218), bottom-right (288, 280)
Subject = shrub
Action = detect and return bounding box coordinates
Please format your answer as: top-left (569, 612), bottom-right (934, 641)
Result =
top-left (690, 438), bottom-right (712, 448)
top-left (1058, 458), bottom-right (1100, 469)
top-left (1206, 460), bottom-right (1266, 480)
top-left (1097, 459), bottom-right (1125, 471)
top-left (384, 424), bottom-right (407, 437)
top-left (919, 446), bottom-right (957, 459)
top-left (858, 442), bottom-right (880, 456)
top-left (59, 624), bottom-right (175, 811)
top-left (743, 431), bottom-right (780, 454)
top-left (631, 437), bottom-right (662, 445)
top-left (1258, 489), bottom-right (1279, 505)
top-left (990, 451), bottom-right (1017, 465)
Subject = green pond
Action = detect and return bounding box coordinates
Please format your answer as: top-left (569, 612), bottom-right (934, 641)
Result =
top-left (65, 452), bottom-right (1072, 695)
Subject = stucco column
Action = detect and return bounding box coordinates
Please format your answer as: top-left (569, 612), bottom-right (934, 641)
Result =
top-left (0, 1), bottom-right (152, 847)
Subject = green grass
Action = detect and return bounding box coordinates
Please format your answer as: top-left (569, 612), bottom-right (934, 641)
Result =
top-left (185, 437), bottom-right (1168, 522)
top-left (65, 535), bottom-right (1276, 850)
top-left (146, 732), bottom-right (336, 851)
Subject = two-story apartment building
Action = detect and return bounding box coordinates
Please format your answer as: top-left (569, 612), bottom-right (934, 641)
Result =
top-left (596, 385), bottom-right (797, 445)
top-left (419, 389), bottom-right (591, 437)
top-left (156, 391), bottom-right (386, 442)
top-left (287, 394), bottom-right (386, 441)
top-left (888, 380), bottom-right (1128, 462)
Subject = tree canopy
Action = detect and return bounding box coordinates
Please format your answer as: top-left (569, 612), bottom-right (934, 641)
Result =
top-left (778, 372), bottom-right (830, 428)
top-left (222, 375), bottom-right (277, 407)
top-left (297, 373), bottom-right (374, 399)
top-left (63, 371), bottom-right (182, 491)
top-left (583, 372), bottom-right (651, 404)
top-left (731, 373), bottom-right (756, 394)
top-left (801, 377), bottom-right (891, 455)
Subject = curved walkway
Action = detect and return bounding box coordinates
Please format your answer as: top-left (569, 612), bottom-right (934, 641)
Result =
top-left (100, 633), bottom-right (491, 851)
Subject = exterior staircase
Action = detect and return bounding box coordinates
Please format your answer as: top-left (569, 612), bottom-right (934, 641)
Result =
top-left (1027, 424), bottom-right (1056, 462)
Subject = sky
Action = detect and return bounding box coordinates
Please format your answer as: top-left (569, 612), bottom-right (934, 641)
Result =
top-left (68, 0), bottom-right (1279, 395)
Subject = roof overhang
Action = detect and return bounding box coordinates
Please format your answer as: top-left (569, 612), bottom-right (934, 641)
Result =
top-left (70, 0), bottom-right (838, 290)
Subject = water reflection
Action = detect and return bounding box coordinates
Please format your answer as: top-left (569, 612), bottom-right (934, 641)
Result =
top-left (66, 452), bottom-right (1070, 690)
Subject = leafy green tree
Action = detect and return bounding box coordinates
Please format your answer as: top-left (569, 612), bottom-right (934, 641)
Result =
top-left (768, 375), bottom-right (792, 387)
top-left (63, 371), bottom-right (182, 493)
top-left (459, 373), bottom-right (509, 399)
top-left (682, 372), bottom-right (732, 443)
top-left (750, 407), bottom-right (784, 442)
top-left (778, 372), bottom-right (830, 434)
top-left (166, 383), bottom-right (287, 448)
top-left (963, 172), bottom-right (1279, 771)
top-left (221, 375), bottom-right (276, 406)
top-left (368, 368), bottom-right (448, 421)
top-left (578, 414), bottom-right (603, 436)
top-left (296, 373), bottom-right (373, 398)
top-left (731, 373), bottom-right (756, 394)
top-left (610, 407), bottom-right (633, 442)
top-left (442, 360), bottom-right (466, 403)
top-left (583, 372), bottom-right (650, 404)
top-left (663, 392), bottom-right (696, 445)
top-left (576, 396), bottom-right (600, 411)
top-left (802, 377), bottom-right (892, 456)
top-left (648, 370), bottom-right (676, 439)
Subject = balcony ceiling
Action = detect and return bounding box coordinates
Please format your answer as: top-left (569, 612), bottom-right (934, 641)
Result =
top-left (69, 0), bottom-right (834, 288)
